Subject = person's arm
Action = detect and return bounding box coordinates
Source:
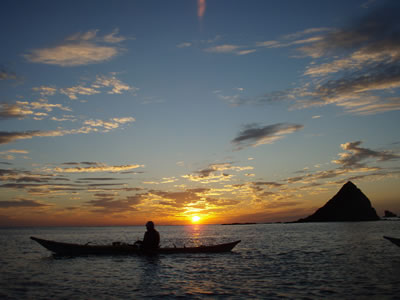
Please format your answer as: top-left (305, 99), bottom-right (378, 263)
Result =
top-left (156, 231), bottom-right (160, 247)
top-left (143, 231), bottom-right (149, 245)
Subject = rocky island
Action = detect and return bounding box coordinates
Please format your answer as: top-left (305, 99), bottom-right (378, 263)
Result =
top-left (297, 181), bottom-right (380, 222)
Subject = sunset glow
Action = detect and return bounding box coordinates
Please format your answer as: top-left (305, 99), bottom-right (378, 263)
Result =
top-left (192, 216), bottom-right (201, 223)
top-left (0, 1), bottom-right (399, 227)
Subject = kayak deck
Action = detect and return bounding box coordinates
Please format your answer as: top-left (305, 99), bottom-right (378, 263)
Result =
top-left (31, 236), bottom-right (241, 256)
top-left (383, 236), bottom-right (400, 247)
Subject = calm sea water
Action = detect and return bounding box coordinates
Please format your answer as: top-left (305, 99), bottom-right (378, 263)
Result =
top-left (1, 221), bottom-right (399, 299)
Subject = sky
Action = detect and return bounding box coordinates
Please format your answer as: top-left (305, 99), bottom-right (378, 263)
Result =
top-left (0, 0), bottom-right (399, 226)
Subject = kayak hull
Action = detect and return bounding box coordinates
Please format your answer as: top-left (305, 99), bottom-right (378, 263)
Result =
top-left (384, 236), bottom-right (400, 247)
top-left (30, 236), bottom-right (240, 256)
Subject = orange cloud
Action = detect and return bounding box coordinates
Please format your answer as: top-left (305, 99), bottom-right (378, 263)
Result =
top-left (197, 0), bottom-right (206, 20)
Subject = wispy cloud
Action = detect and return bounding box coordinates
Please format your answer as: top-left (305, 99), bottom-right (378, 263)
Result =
top-left (0, 199), bottom-right (50, 208)
top-left (94, 74), bottom-right (133, 94)
top-left (232, 123), bottom-right (304, 150)
top-left (83, 117), bottom-right (135, 131)
top-left (332, 141), bottom-right (400, 169)
top-left (150, 188), bottom-right (206, 208)
top-left (24, 29), bottom-right (126, 66)
top-left (86, 194), bottom-right (142, 214)
top-left (32, 86), bottom-right (57, 97)
top-left (18, 100), bottom-right (71, 113)
top-left (0, 116), bottom-right (134, 145)
top-left (0, 100), bottom-right (72, 121)
top-left (0, 66), bottom-right (17, 80)
top-left (0, 149), bottom-right (29, 161)
top-left (204, 27), bottom-right (330, 56)
top-left (215, 2), bottom-right (400, 116)
top-left (56, 73), bottom-right (136, 100)
top-left (295, 2), bottom-right (400, 114)
top-left (182, 162), bottom-right (253, 183)
top-left (205, 44), bottom-right (256, 55)
top-left (143, 177), bottom-right (178, 185)
top-left (54, 162), bottom-right (144, 173)
top-left (60, 85), bottom-right (100, 100)
top-left (176, 42), bottom-right (192, 48)
top-left (0, 103), bottom-right (34, 119)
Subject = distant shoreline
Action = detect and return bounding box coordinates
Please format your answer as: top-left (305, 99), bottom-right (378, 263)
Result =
top-left (221, 222), bottom-right (257, 225)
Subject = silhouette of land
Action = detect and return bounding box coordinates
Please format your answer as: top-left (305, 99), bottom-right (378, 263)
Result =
top-left (297, 181), bottom-right (380, 222)
top-left (221, 222), bottom-right (257, 225)
top-left (384, 210), bottom-right (398, 218)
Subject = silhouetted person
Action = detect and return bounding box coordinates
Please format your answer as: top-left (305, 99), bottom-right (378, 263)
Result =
top-left (142, 221), bottom-right (160, 250)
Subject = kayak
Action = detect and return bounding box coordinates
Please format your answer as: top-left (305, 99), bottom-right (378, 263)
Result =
top-left (383, 236), bottom-right (400, 247)
top-left (31, 236), bottom-right (241, 256)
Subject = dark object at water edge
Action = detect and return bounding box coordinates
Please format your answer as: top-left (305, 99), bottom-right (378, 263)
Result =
top-left (384, 236), bottom-right (400, 247)
top-left (384, 210), bottom-right (398, 218)
top-left (296, 181), bottom-right (380, 222)
top-left (30, 236), bottom-right (241, 256)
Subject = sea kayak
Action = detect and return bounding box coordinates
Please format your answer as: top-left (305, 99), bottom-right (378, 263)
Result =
top-left (31, 236), bottom-right (241, 256)
top-left (383, 236), bottom-right (400, 247)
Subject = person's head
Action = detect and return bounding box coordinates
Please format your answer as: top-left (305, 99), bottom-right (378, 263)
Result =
top-left (146, 221), bottom-right (155, 230)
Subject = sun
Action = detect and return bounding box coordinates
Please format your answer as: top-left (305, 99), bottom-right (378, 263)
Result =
top-left (191, 215), bottom-right (201, 223)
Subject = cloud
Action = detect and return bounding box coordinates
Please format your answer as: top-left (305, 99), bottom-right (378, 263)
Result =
top-left (256, 35), bottom-right (325, 49)
top-left (204, 197), bottom-right (239, 207)
top-left (0, 168), bottom-right (69, 184)
top-left (51, 115), bottom-right (77, 122)
top-left (0, 199), bottom-right (49, 208)
top-left (17, 100), bottom-right (71, 113)
top-left (182, 162), bottom-right (253, 183)
top-left (0, 103), bottom-right (34, 119)
top-left (60, 85), bottom-right (100, 100)
top-left (252, 181), bottom-right (283, 188)
top-left (281, 28), bottom-right (333, 40)
top-left (32, 86), bottom-right (57, 97)
top-left (216, 3), bottom-right (400, 116)
top-left (0, 128), bottom-right (83, 145)
top-left (77, 177), bottom-right (123, 181)
top-left (143, 177), bottom-right (178, 185)
top-left (0, 182), bottom-right (84, 195)
top-left (63, 161), bottom-right (98, 166)
top-left (0, 149), bottom-right (29, 161)
top-left (294, 2), bottom-right (400, 114)
top-left (232, 123), bottom-right (304, 150)
top-left (0, 115), bottom-right (134, 145)
top-left (0, 67), bottom-right (17, 80)
top-left (0, 100), bottom-right (71, 121)
top-left (177, 42), bottom-right (192, 48)
top-left (332, 141), bottom-right (400, 169)
top-left (150, 188), bottom-right (207, 208)
top-left (86, 194), bottom-right (142, 214)
top-left (216, 88), bottom-right (300, 106)
top-left (54, 163), bottom-right (144, 173)
top-left (94, 74), bottom-right (136, 95)
top-left (102, 28), bottom-right (127, 44)
top-left (0, 131), bottom-right (48, 145)
top-left (204, 27), bottom-right (330, 57)
top-left (197, 0), bottom-right (206, 21)
top-left (24, 29), bottom-right (126, 66)
top-left (83, 117), bottom-right (135, 131)
top-left (205, 44), bottom-right (256, 55)
top-left (33, 74), bottom-right (136, 101)
top-left (182, 172), bottom-right (233, 184)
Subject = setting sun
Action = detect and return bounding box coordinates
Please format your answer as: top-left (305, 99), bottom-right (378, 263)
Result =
top-left (191, 216), bottom-right (201, 223)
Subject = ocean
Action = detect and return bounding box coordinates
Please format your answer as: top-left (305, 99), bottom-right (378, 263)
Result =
top-left (1, 221), bottom-right (399, 299)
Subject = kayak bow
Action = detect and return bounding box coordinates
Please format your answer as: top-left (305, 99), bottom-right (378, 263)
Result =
top-left (383, 236), bottom-right (400, 247)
